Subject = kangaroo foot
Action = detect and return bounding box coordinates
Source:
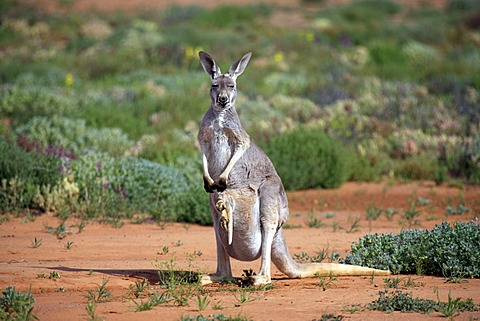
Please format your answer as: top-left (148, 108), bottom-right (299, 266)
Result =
top-left (199, 273), bottom-right (234, 285)
top-left (249, 275), bottom-right (271, 286)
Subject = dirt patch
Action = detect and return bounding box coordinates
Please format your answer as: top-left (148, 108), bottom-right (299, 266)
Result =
top-left (1, 182), bottom-right (479, 320)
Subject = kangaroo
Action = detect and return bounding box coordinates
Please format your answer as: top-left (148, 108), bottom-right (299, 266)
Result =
top-left (197, 51), bottom-right (390, 285)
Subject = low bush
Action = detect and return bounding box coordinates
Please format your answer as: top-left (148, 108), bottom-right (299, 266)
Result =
top-left (261, 127), bottom-right (350, 190)
top-left (0, 137), bottom-right (65, 212)
top-left (446, 133), bottom-right (480, 184)
top-left (14, 116), bottom-right (134, 157)
top-left (0, 84), bottom-right (78, 124)
top-left (73, 152), bottom-right (210, 224)
top-left (341, 220), bottom-right (480, 277)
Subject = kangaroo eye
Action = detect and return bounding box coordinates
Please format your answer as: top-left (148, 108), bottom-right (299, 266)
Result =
top-left (228, 85), bottom-right (235, 89)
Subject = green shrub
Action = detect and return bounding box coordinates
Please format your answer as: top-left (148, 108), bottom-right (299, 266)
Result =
top-left (72, 153), bottom-right (210, 224)
top-left (341, 220), bottom-right (480, 277)
top-left (0, 138), bottom-right (65, 212)
top-left (14, 116), bottom-right (134, 157)
top-left (0, 286), bottom-right (37, 321)
top-left (0, 85), bottom-right (78, 124)
top-left (393, 155), bottom-right (438, 181)
top-left (261, 127), bottom-right (350, 190)
top-left (263, 72), bottom-right (309, 96)
top-left (446, 133), bottom-right (480, 184)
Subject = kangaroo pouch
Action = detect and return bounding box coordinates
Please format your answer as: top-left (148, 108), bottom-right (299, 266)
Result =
top-left (211, 188), bottom-right (262, 261)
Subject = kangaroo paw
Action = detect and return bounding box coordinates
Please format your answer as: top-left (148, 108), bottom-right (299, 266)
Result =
top-left (212, 177), bottom-right (227, 192)
top-left (203, 178), bottom-right (215, 193)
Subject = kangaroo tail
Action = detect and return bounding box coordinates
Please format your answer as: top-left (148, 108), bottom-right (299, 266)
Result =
top-left (271, 230), bottom-right (390, 278)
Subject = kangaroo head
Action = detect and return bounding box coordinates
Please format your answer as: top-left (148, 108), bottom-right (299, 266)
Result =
top-left (199, 51), bottom-right (252, 111)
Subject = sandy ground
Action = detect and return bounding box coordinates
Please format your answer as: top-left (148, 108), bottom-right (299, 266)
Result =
top-left (1, 182), bottom-right (480, 321)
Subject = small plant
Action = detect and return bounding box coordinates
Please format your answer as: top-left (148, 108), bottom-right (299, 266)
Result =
top-left (368, 289), bottom-right (438, 313)
top-left (445, 204), bottom-right (470, 215)
top-left (129, 278), bottom-right (149, 298)
top-left (0, 286), bottom-right (38, 321)
top-left (31, 237), bottom-right (42, 248)
top-left (132, 291), bottom-right (171, 312)
top-left (401, 201), bottom-right (421, 227)
top-left (383, 276), bottom-right (404, 289)
top-left (343, 216), bottom-right (361, 233)
top-left (313, 314), bottom-right (344, 321)
top-left (85, 301), bottom-right (99, 321)
top-left (37, 271), bottom-right (61, 279)
top-left (438, 291), bottom-right (461, 318)
top-left (304, 210), bottom-right (325, 228)
top-left (315, 272), bottom-right (337, 291)
top-left (158, 246), bottom-right (169, 255)
top-left (45, 221), bottom-right (71, 239)
top-left (233, 288), bottom-right (256, 304)
top-left (65, 241), bottom-right (74, 249)
top-left (85, 278), bottom-right (112, 303)
top-left (366, 205), bottom-right (383, 221)
top-left (196, 294), bottom-right (210, 311)
top-left (402, 276), bottom-right (424, 288)
top-left (384, 208), bottom-right (399, 221)
top-left (172, 240), bottom-right (183, 247)
top-left (416, 197), bottom-right (431, 206)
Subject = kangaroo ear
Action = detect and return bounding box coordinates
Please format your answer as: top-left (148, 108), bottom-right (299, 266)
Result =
top-left (199, 51), bottom-right (221, 80)
top-left (227, 52), bottom-right (252, 79)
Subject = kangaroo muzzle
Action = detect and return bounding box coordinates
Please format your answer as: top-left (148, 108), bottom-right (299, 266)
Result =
top-left (217, 95), bottom-right (229, 107)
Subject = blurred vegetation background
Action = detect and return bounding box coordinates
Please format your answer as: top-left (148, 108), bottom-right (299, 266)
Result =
top-left (1, 0), bottom-right (479, 225)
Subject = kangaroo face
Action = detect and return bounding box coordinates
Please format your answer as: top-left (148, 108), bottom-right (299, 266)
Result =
top-left (210, 75), bottom-right (237, 111)
top-left (199, 51), bottom-right (252, 112)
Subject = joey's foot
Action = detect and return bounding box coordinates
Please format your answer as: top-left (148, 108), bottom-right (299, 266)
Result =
top-left (199, 273), bottom-right (234, 285)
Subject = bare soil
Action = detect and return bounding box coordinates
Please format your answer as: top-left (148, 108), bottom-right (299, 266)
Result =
top-left (1, 182), bottom-right (480, 321)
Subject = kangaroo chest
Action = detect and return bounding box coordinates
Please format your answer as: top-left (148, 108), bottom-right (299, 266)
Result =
top-left (202, 117), bottom-right (236, 177)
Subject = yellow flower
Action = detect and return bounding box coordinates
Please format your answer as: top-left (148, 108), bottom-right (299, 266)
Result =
top-left (184, 46), bottom-right (204, 61)
top-left (304, 31), bottom-right (315, 43)
top-left (273, 52), bottom-right (284, 63)
top-left (65, 73), bottom-right (74, 87)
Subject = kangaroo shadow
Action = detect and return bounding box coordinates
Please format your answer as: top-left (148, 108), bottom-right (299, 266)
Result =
top-left (44, 266), bottom-right (200, 285)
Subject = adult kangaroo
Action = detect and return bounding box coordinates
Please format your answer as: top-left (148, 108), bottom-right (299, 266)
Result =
top-left (197, 51), bottom-right (390, 285)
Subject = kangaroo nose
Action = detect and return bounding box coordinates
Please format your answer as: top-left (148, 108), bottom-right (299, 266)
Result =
top-left (218, 96), bottom-right (228, 105)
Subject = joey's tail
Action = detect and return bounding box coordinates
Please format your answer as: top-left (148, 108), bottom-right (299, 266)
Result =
top-left (271, 230), bottom-right (390, 278)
